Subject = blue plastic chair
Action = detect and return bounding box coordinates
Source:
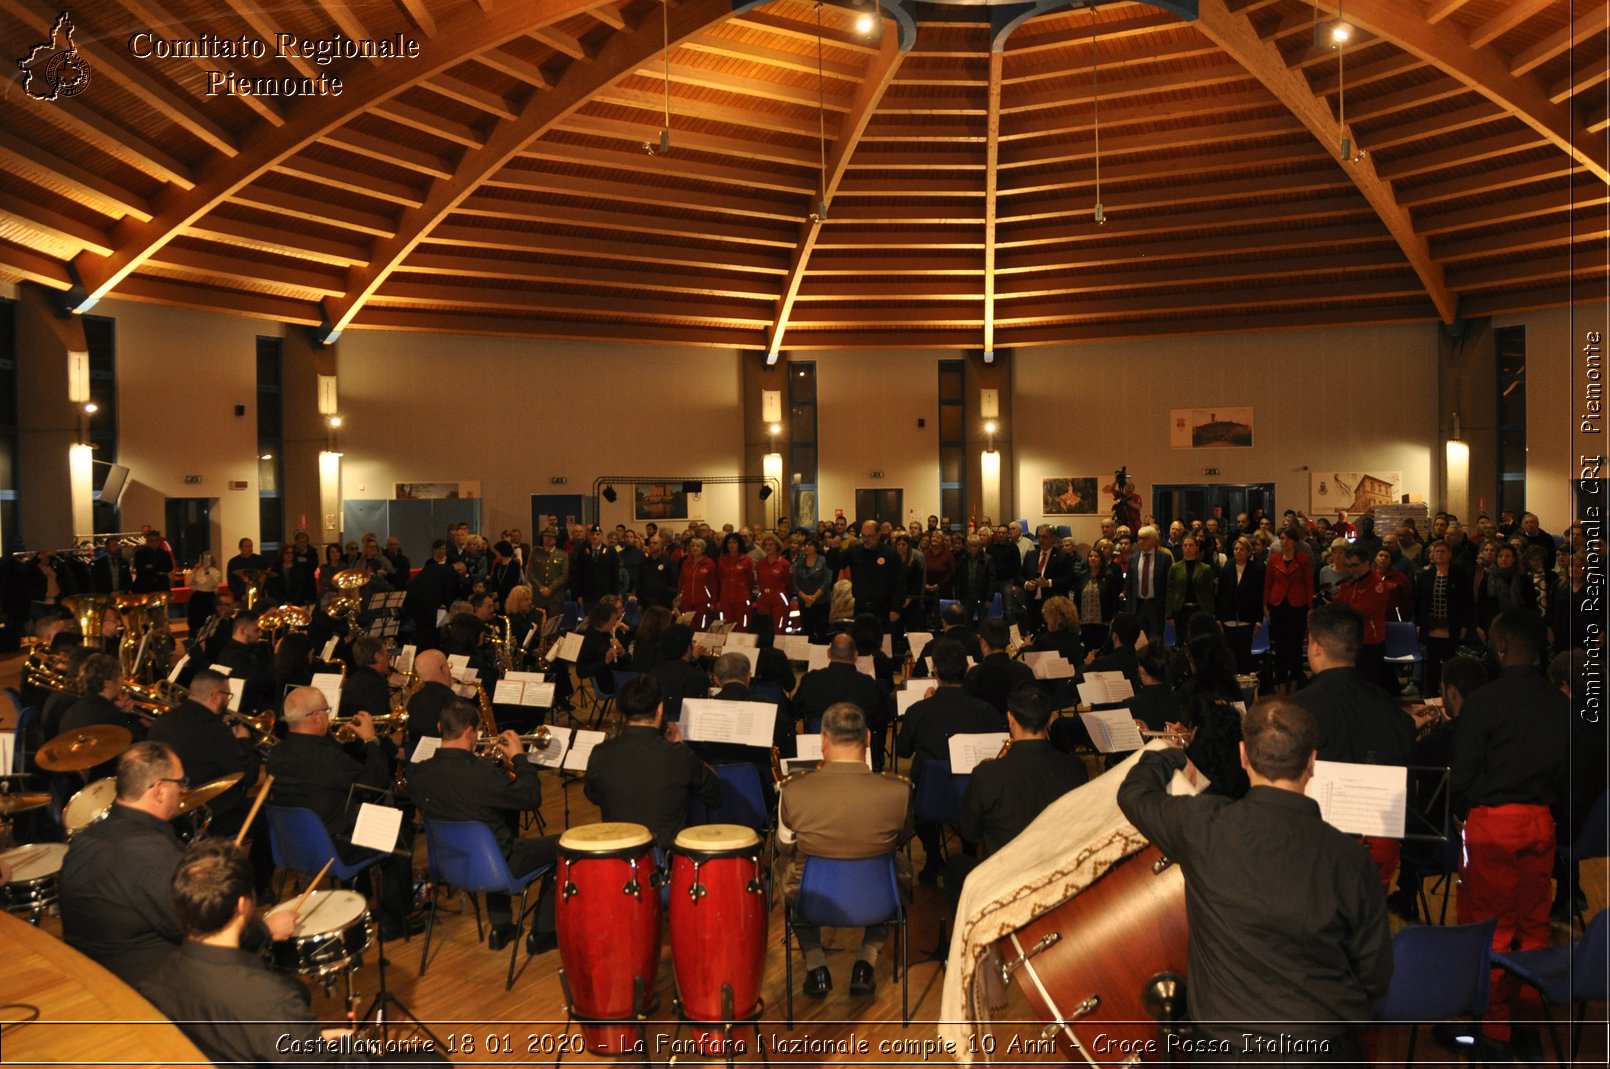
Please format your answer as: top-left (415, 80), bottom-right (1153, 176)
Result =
top-left (784, 855), bottom-right (907, 1028)
top-left (1249, 619), bottom-right (1270, 656)
top-left (1383, 620), bottom-right (1422, 662)
top-left (610, 669), bottom-right (642, 696)
top-left (691, 762), bottom-right (770, 835)
top-left (1054, 525), bottom-right (1071, 538)
top-left (938, 598), bottom-right (959, 619)
top-left (911, 760), bottom-right (969, 863)
top-left (420, 819), bottom-right (552, 991)
top-left (584, 666), bottom-right (620, 729)
top-left (558, 601), bottom-right (583, 632)
top-left (263, 806), bottom-right (379, 888)
top-left (1162, 619), bottom-right (1177, 649)
top-left (986, 592), bottom-right (1004, 619)
top-left (1493, 908), bottom-right (1608, 1061)
top-left (752, 681), bottom-right (788, 708)
top-left (1560, 791), bottom-right (1609, 930)
top-left (1374, 918), bottom-right (1496, 1064)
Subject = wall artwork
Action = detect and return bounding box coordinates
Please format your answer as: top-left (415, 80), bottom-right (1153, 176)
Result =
top-left (1041, 477), bottom-right (1099, 515)
top-left (395, 481), bottom-right (480, 499)
top-left (634, 482), bottom-right (689, 521)
top-left (1310, 471), bottom-right (1403, 514)
top-left (1170, 407), bottom-right (1254, 449)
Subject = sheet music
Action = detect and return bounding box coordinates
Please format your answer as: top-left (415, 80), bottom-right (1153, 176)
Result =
top-left (552, 632), bottom-right (585, 663)
top-left (1023, 651), bottom-right (1076, 679)
top-left (453, 684), bottom-right (477, 699)
top-left (435, 608), bottom-right (448, 627)
top-left (779, 634), bottom-right (813, 661)
top-left (1078, 672), bottom-right (1134, 706)
top-left (675, 612), bottom-right (696, 626)
top-left (948, 732), bottom-right (1010, 775)
top-left (562, 729), bottom-right (607, 772)
top-left (681, 698), bottom-right (775, 749)
top-left (0, 733), bottom-right (14, 775)
top-left (1009, 624), bottom-right (1024, 650)
top-left (923, 655), bottom-right (977, 675)
top-left (693, 631), bottom-right (728, 652)
top-left (1306, 761), bottom-right (1408, 838)
top-left (225, 677), bottom-right (244, 712)
top-left (1079, 708), bottom-right (1145, 753)
top-left (310, 672), bottom-right (343, 712)
top-left (166, 654), bottom-right (189, 683)
top-left (522, 627), bottom-right (539, 649)
top-left (528, 727), bottom-right (572, 769)
top-left (906, 632), bottom-right (934, 661)
top-left (492, 679), bottom-right (524, 705)
top-left (520, 682), bottom-right (555, 708)
top-left (321, 636), bottom-right (340, 661)
top-left (726, 645), bottom-right (760, 673)
top-left (411, 736), bottom-right (440, 763)
top-left (209, 663), bottom-right (232, 676)
top-left (351, 802), bottom-right (403, 853)
top-left (724, 632), bottom-right (756, 648)
top-left (896, 686), bottom-right (931, 719)
top-left (793, 734), bottom-right (872, 768)
top-left (806, 645), bottom-right (830, 672)
top-left (395, 645), bottom-right (416, 675)
top-left (445, 653), bottom-right (470, 678)
top-left (880, 634), bottom-right (893, 658)
top-left (855, 655), bottom-right (876, 677)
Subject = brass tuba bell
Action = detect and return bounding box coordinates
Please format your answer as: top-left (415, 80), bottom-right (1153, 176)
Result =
top-left (61, 593), bottom-right (113, 648)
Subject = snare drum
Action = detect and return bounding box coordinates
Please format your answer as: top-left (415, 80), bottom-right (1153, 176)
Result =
top-left (266, 889), bottom-right (373, 979)
top-left (556, 822), bottom-right (661, 1055)
top-left (63, 777), bottom-right (117, 837)
top-left (0, 843), bottom-right (68, 923)
top-left (669, 824), bottom-right (766, 1053)
top-left (998, 844), bottom-right (1188, 1064)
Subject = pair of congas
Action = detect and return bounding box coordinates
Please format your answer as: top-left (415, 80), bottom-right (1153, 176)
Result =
top-left (556, 822), bottom-right (766, 1056)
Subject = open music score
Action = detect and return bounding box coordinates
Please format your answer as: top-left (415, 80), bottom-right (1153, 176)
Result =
top-left (1009, 624), bottom-right (1024, 649)
top-left (561, 729), bottom-right (607, 772)
top-left (895, 685), bottom-right (931, 719)
top-left (1078, 671), bottom-right (1134, 706)
top-left (411, 735), bottom-right (441, 763)
top-left (310, 672), bottom-right (343, 712)
top-left (778, 634), bottom-right (813, 662)
top-left (492, 673), bottom-right (555, 708)
top-left (526, 728), bottom-right (571, 769)
top-left (725, 645), bottom-right (760, 673)
top-left (351, 801), bottom-right (403, 853)
top-left (948, 732), bottom-right (1010, 774)
top-left (445, 653), bottom-right (471, 677)
top-left (321, 636), bottom-right (340, 661)
top-left (693, 631), bottom-right (728, 652)
top-left (1306, 760), bottom-right (1408, 838)
top-left (723, 632), bottom-right (757, 648)
top-left (806, 645), bottom-right (830, 671)
top-left (551, 632), bottom-right (586, 663)
top-left (1023, 651), bottom-right (1077, 679)
top-left (225, 677), bottom-right (245, 713)
top-left (1080, 708), bottom-right (1145, 753)
top-left (395, 644), bottom-right (416, 674)
top-left (167, 654), bottom-right (189, 683)
top-left (793, 734), bottom-right (872, 769)
top-left (906, 631), bottom-right (934, 661)
top-left (855, 655), bottom-right (876, 678)
top-left (922, 655), bottom-right (977, 676)
top-left (680, 698), bottom-right (776, 749)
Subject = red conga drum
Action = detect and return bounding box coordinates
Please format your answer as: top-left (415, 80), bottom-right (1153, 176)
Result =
top-left (668, 824), bottom-right (767, 1053)
top-left (998, 843), bottom-right (1188, 1063)
top-left (556, 822), bottom-right (662, 1054)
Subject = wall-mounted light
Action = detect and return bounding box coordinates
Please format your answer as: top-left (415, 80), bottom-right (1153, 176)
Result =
top-left (259, 452), bottom-right (274, 461)
top-left (82, 401), bottom-right (98, 415)
top-left (67, 351), bottom-right (90, 403)
top-left (769, 422), bottom-right (781, 436)
top-left (984, 419), bottom-right (999, 454)
top-left (327, 415), bottom-right (343, 428)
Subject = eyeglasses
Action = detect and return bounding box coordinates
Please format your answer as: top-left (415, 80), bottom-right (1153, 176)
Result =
top-left (157, 776), bottom-right (190, 791)
top-left (310, 705), bottom-right (332, 716)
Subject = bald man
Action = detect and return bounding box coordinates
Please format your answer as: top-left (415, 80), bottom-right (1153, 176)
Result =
top-left (406, 649), bottom-right (457, 745)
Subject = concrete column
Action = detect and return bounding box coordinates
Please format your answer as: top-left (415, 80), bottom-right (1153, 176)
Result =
top-left (282, 329), bottom-right (335, 543)
top-left (16, 284), bottom-right (87, 549)
top-left (740, 351), bottom-right (790, 530)
top-left (967, 350), bottom-right (1013, 526)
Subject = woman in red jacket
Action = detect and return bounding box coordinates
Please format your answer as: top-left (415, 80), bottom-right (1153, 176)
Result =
top-left (1262, 525), bottom-right (1314, 694)
top-left (677, 537), bottom-right (718, 629)
top-left (751, 533), bottom-right (793, 628)
top-left (716, 532), bottom-right (756, 630)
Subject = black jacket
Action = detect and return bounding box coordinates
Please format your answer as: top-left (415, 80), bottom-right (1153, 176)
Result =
top-left (60, 805), bottom-right (184, 985)
top-left (792, 661), bottom-right (886, 730)
top-left (959, 738), bottom-right (1087, 855)
top-left (584, 724), bottom-right (723, 849)
top-left (896, 685), bottom-right (1003, 781)
top-left (410, 746), bottom-right (540, 855)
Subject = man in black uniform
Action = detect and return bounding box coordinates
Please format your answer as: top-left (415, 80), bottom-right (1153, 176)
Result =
top-left (791, 634), bottom-right (887, 764)
top-left (964, 618), bottom-right (1034, 716)
top-left (131, 529), bottom-right (175, 593)
top-left (898, 638), bottom-right (1003, 883)
top-left (224, 537), bottom-right (266, 602)
top-left (60, 652), bottom-right (142, 737)
top-left (59, 741), bottom-right (190, 984)
top-left (212, 613), bottom-right (274, 720)
top-left (585, 676), bottom-right (722, 850)
top-left (340, 636), bottom-right (394, 723)
top-left (1119, 700), bottom-right (1392, 1060)
top-left (406, 539), bottom-right (460, 650)
top-left (405, 649), bottom-right (457, 746)
top-left (635, 533), bottom-right (680, 610)
top-left (89, 535), bottom-right (133, 594)
top-left (410, 698), bottom-right (560, 954)
top-left (1290, 602), bottom-right (1415, 892)
top-left (646, 624), bottom-right (710, 723)
top-left (265, 687), bottom-right (418, 940)
top-left (834, 521), bottom-right (904, 629)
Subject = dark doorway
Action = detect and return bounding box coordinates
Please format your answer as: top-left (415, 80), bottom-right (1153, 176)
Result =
top-left (531, 495), bottom-right (584, 538)
top-left (164, 497), bottom-right (213, 566)
top-left (853, 489), bottom-right (903, 527)
top-left (1151, 484), bottom-right (1276, 531)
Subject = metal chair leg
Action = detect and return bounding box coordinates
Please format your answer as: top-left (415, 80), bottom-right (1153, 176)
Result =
top-left (783, 910), bottom-right (795, 1030)
top-left (900, 913), bottom-right (909, 1028)
top-left (505, 886), bottom-right (528, 991)
top-left (417, 889), bottom-right (437, 977)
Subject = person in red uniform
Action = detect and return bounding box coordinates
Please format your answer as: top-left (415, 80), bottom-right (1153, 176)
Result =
top-left (1451, 608), bottom-right (1568, 1055)
top-left (1372, 549), bottom-right (1413, 621)
top-left (1333, 545), bottom-right (1390, 691)
top-left (676, 537), bottom-right (718, 629)
top-left (715, 532), bottom-right (756, 630)
top-left (751, 533), bottom-right (793, 626)
top-left (1262, 526), bottom-right (1314, 694)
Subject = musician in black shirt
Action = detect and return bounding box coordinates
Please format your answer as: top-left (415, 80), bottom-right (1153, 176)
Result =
top-left (1118, 700), bottom-right (1391, 1060)
top-left (340, 636), bottom-right (394, 722)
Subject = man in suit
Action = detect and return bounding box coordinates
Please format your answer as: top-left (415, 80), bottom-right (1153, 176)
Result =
top-left (404, 649), bottom-right (456, 746)
top-left (411, 698), bottom-right (559, 954)
top-left (406, 540), bottom-right (460, 651)
top-left (634, 533), bottom-right (680, 610)
top-left (776, 701), bottom-right (913, 999)
top-left (90, 535), bottom-right (133, 594)
top-left (131, 530), bottom-right (175, 593)
top-left (791, 634), bottom-right (887, 767)
top-left (899, 638), bottom-right (1004, 883)
top-left (964, 617), bottom-right (1034, 717)
top-left (212, 613), bottom-right (274, 720)
top-left (585, 675), bottom-right (722, 850)
top-left (834, 521), bottom-right (905, 629)
top-left (1016, 525), bottom-right (1076, 635)
top-left (1125, 524), bottom-right (1173, 643)
top-left (953, 534), bottom-right (993, 624)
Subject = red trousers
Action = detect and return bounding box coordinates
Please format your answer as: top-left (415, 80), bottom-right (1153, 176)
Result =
top-left (1457, 804), bottom-right (1556, 1039)
top-left (1362, 836), bottom-right (1400, 895)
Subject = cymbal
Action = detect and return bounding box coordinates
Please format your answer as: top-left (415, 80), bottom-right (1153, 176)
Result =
top-left (177, 771), bottom-right (244, 814)
top-left (37, 725), bottom-right (133, 772)
top-left (0, 793), bottom-right (50, 815)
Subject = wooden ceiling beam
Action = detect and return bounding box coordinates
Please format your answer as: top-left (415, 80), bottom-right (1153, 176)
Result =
top-left (836, 177), bottom-right (986, 197)
top-left (394, 0), bottom-right (439, 38)
top-left (312, 0), bottom-right (375, 47)
top-left (1344, 76), bottom-right (1473, 123)
top-left (321, 130), bottom-right (460, 181)
top-left (373, 281), bottom-right (772, 325)
top-left (144, 243), bottom-right (349, 296)
top-left (792, 307), bottom-right (983, 328)
top-left (557, 113), bottom-right (820, 167)
top-left (999, 248), bottom-right (1404, 299)
top-left (476, 49), bottom-right (556, 90)
top-left (766, 33), bottom-right (906, 357)
top-left (1195, 0), bottom-right (1456, 323)
top-left (115, 0), bottom-right (285, 126)
top-left (1396, 159), bottom-right (1582, 207)
top-left (1550, 52), bottom-right (1610, 104)
top-left (187, 216), bottom-right (372, 268)
top-left (226, 186), bottom-right (398, 239)
top-left (401, 251), bottom-right (779, 299)
top-left (1307, 51), bottom-right (1423, 97)
top-left (0, 192), bottom-right (113, 257)
top-left (1007, 10), bottom-right (1181, 56)
top-left (1511, 4), bottom-right (1610, 77)
top-left (1003, 39), bottom-right (1223, 88)
top-left (588, 3), bottom-right (628, 31)
top-left (1308, 0), bottom-right (1608, 182)
top-left (1434, 218), bottom-right (1609, 262)
top-left (999, 142), bottom-right (1331, 198)
top-left (633, 60), bottom-right (854, 112)
top-left (1448, 253), bottom-right (1604, 293)
top-left (995, 276), bottom-right (1430, 325)
top-left (804, 251), bottom-right (984, 275)
top-left (19, 91), bottom-right (196, 190)
top-left (425, 74), bottom-right (523, 122)
top-left (998, 220), bottom-right (1392, 274)
top-left (594, 85), bottom-right (822, 138)
top-left (1467, 0), bottom-right (1554, 51)
top-left (1414, 180), bottom-right (1608, 235)
top-left (1002, 169), bottom-right (1354, 222)
top-left (998, 115), bottom-right (1307, 171)
top-left (1004, 61), bottom-right (1257, 114)
top-left (517, 144), bottom-right (816, 195)
top-left (478, 171), bottom-right (802, 222)
top-left (450, 197), bottom-right (798, 247)
top-left (735, 10), bottom-right (878, 55)
top-left (0, 240), bottom-right (74, 289)
top-left (0, 129), bottom-right (153, 222)
top-left (1001, 194), bottom-right (1373, 248)
top-left (797, 278), bottom-right (983, 300)
top-left (219, 0), bottom-right (316, 79)
top-left (1354, 100), bottom-right (1505, 151)
top-left (530, 25), bottom-right (595, 62)
top-left (999, 88), bottom-right (1279, 144)
top-left (1424, 0), bottom-right (1475, 25)
top-left (369, 100), bottom-right (488, 150)
top-left (74, 0), bottom-right (640, 310)
top-left (983, 51), bottom-right (1002, 358)
top-left (1461, 284), bottom-right (1602, 318)
top-left (682, 38), bottom-right (863, 82)
top-left (351, 307), bottom-right (762, 348)
top-left (108, 276), bottom-right (324, 325)
top-left (422, 221), bottom-right (786, 273)
top-left (998, 301), bottom-right (1436, 348)
top-left (273, 157), bottom-right (428, 209)
top-left (1373, 128), bottom-right (1549, 181)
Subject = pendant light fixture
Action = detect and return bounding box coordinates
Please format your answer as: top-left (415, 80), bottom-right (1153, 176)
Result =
top-left (1090, 3), bottom-right (1104, 224)
top-left (643, 0), bottom-right (672, 155)
top-left (809, 0), bottom-right (829, 221)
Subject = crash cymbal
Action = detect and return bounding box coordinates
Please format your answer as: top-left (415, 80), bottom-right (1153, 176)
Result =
top-left (176, 772), bottom-right (244, 815)
top-left (0, 793), bottom-right (50, 815)
top-left (37, 725), bottom-right (132, 772)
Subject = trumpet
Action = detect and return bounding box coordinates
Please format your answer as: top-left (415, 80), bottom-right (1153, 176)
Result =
top-left (332, 710), bottom-right (407, 743)
top-left (474, 727), bottom-right (553, 754)
top-left (226, 707), bottom-right (279, 749)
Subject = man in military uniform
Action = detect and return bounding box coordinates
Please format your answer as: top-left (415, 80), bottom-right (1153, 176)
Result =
top-left (525, 527), bottom-right (570, 626)
top-left (775, 701), bottom-right (913, 1000)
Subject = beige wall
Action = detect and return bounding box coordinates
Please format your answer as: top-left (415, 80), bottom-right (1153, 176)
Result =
top-left (1013, 322), bottom-right (1442, 542)
top-left (811, 349), bottom-right (945, 527)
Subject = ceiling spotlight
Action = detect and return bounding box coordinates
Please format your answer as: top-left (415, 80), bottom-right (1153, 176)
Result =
top-left (327, 416), bottom-right (343, 428)
top-left (984, 420), bottom-right (998, 435)
top-left (854, 11), bottom-right (875, 35)
top-left (259, 453), bottom-right (273, 461)
top-left (82, 402), bottom-right (98, 414)
top-left (1329, 21), bottom-right (1352, 46)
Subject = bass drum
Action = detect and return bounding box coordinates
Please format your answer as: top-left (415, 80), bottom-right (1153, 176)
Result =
top-left (998, 844), bottom-right (1187, 1065)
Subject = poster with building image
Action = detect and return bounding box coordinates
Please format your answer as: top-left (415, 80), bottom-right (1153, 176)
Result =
top-left (1310, 471), bottom-right (1403, 515)
top-left (1170, 408), bottom-right (1254, 449)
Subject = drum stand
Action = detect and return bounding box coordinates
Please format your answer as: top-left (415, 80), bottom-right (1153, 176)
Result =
top-left (554, 970), bottom-right (655, 1069)
top-left (354, 856), bottom-right (444, 1052)
top-left (667, 986), bottom-right (769, 1068)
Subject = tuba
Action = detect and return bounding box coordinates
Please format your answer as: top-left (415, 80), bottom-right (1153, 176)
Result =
top-left (259, 604), bottom-right (311, 641)
top-left (328, 568), bottom-right (369, 635)
top-left (234, 569), bottom-right (269, 612)
top-left (62, 593), bottom-right (113, 648)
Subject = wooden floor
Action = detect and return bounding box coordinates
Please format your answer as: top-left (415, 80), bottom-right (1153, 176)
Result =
top-left (6, 650), bottom-right (1608, 1066)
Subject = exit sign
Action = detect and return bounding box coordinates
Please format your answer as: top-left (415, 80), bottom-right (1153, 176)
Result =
top-left (1204, 468), bottom-right (1220, 476)
top-left (183, 475), bottom-right (201, 484)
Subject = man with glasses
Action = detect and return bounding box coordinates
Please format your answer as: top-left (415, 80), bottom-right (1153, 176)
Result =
top-left (266, 687), bottom-right (420, 940)
top-left (60, 741), bottom-right (196, 984)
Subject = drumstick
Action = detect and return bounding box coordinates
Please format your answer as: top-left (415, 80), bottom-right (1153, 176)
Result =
top-left (292, 858), bottom-right (334, 913)
top-left (233, 773), bottom-right (274, 846)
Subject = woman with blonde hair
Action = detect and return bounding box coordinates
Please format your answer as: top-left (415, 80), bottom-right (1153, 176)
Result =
top-left (186, 551), bottom-right (222, 634)
top-left (1025, 594), bottom-right (1083, 661)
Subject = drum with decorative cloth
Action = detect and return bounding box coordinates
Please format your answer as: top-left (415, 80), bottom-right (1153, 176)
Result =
top-left (997, 843), bottom-right (1188, 1065)
top-left (265, 889), bottom-right (373, 979)
top-left (0, 843), bottom-right (69, 924)
top-left (62, 778), bottom-right (118, 837)
top-left (556, 822), bottom-right (662, 1054)
top-left (669, 824), bottom-right (767, 1053)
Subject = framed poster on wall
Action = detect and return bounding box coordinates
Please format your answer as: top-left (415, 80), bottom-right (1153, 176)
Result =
top-left (1170, 408), bottom-right (1254, 449)
top-left (395, 481), bottom-right (480, 499)
top-left (1310, 471), bottom-right (1402, 514)
top-left (634, 482), bottom-right (688, 521)
top-left (1041, 477), bottom-right (1098, 515)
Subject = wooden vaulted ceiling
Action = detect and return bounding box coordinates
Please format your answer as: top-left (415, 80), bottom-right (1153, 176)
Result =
top-left (1, 0), bottom-right (1606, 351)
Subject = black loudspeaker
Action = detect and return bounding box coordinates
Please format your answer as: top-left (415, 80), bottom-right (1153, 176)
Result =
top-left (683, 481), bottom-right (703, 495)
top-left (601, 485), bottom-right (618, 503)
top-left (98, 462), bottom-right (130, 504)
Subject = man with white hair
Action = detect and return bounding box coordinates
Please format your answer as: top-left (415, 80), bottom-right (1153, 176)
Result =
top-left (1125, 525), bottom-right (1173, 642)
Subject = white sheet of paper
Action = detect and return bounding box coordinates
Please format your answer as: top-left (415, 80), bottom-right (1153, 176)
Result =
top-left (462, 667), bottom-right (479, 683)
top-left (396, 645), bottom-right (416, 674)
top-left (793, 734), bottom-right (872, 768)
top-left (453, 683), bottom-right (477, 699)
top-left (435, 608), bottom-right (448, 627)
top-left (310, 672), bottom-right (343, 712)
top-left (727, 645), bottom-right (760, 673)
top-left (1009, 624), bottom-right (1024, 649)
top-left (445, 653), bottom-right (470, 678)
top-left (948, 732), bottom-right (1010, 775)
top-left (779, 635), bottom-right (813, 661)
top-left (896, 686), bottom-right (930, 719)
top-left (1078, 672), bottom-right (1134, 706)
top-left (855, 655), bottom-right (876, 678)
top-left (693, 631), bottom-right (727, 652)
top-left (724, 632), bottom-right (756, 648)
top-left (520, 682), bottom-right (555, 708)
top-left (209, 663), bottom-right (232, 676)
top-left (351, 802), bottom-right (403, 853)
top-left (924, 655), bottom-right (977, 675)
top-left (880, 634), bottom-right (893, 658)
top-left (1079, 708), bottom-right (1145, 753)
top-left (552, 632), bottom-right (585, 663)
top-left (0, 733), bottom-right (14, 775)
top-left (411, 736), bottom-right (440, 763)
top-left (493, 679), bottom-right (524, 705)
top-left (321, 636), bottom-right (340, 661)
top-left (906, 632), bottom-right (934, 661)
top-left (1024, 651), bottom-right (1076, 679)
top-left (226, 677), bottom-right (244, 712)
top-left (562, 728), bottom-right (607, 772)
top-left (1306, 761), bottom-right (1408, 838)
top-left (529, 728), bottom-right (571, 769)
top-left (166, 654), bottom-right (189, 683)
top-left (806, 645), bottom-right (830, 671)
top-left (681, 698), bottom-right (775, 749)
